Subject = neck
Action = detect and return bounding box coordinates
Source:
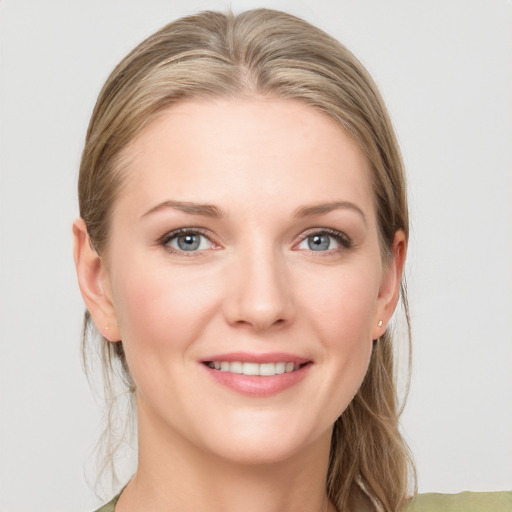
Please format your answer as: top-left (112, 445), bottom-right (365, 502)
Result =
top-left (116, 399), bottom-right (336, 512)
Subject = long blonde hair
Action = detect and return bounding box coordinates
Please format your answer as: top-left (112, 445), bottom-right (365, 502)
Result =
top-left (79, 9), bottom-right (415, 511)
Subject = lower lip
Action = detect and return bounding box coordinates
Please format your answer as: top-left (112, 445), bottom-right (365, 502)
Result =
top-left (202, 364), bottom-right (311, 397)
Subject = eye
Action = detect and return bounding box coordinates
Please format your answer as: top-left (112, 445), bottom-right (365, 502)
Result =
top-left (296, 230), bottom-right (351, 252)
top-left (162, 229), bottom-right (215, 253)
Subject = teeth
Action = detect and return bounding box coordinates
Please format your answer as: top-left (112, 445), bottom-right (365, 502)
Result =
top-left (243, 362), bottom-right (259, 375)
top-left (208, 361), bottom-right (302, 376)
top-left (259, 363), bottom-right (275, 376)
top-left (230, 361), bottom-right (243, 374)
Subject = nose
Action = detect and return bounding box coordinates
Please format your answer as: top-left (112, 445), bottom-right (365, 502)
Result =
top-left (223, 245), bottom-right (295, 332)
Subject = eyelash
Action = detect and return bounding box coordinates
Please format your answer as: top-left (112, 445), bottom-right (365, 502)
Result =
top-left (159, 228), bottom-right (216, 256)
top-left (158, 227), bottom-right (352, 255)
top-left (296, 228), bottom-right (352, 252)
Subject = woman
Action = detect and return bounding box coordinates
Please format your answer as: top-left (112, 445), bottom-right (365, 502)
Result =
top-left (73, 9), bottom-right (510, 512)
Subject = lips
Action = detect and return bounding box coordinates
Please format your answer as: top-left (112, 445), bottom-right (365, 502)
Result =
top-left (200, 352), bottom-right (312, 396)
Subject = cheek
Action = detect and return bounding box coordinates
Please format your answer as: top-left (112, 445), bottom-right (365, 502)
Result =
top-left (302, 263), bottom-right (380, 344)
top-left (299, 264), bottom-right (379, 407)
top-left (110, 262), bottom-right (222, 365)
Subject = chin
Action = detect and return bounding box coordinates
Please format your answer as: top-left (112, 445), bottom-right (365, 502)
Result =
top-left (210, 441), bottom-right (307, 467)
top-left (199, 418), bottom-right (332, 467)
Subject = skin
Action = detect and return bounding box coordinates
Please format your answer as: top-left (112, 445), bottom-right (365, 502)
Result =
top-left (74, 97), bottom-right (406, 512)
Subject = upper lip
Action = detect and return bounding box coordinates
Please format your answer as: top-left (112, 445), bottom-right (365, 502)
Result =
top-left (200, 352), bottom-right (311, 365)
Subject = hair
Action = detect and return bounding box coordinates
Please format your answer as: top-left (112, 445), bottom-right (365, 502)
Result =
top-left (78, 9), bottom-right (415, 512)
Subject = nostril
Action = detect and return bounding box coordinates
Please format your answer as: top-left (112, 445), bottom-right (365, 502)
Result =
top-left (222, 265), bottom-right (295, 330)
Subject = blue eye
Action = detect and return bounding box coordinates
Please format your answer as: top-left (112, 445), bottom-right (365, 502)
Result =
top-left (297, 230), bottom-right (350, 252)
top-left (307, 234), bottom-right (333, 251)
top-left (164, 231), bottom-right (213, 252)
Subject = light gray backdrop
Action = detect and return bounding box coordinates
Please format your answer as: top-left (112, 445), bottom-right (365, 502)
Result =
top-left (0, 1), bottom-right (511, 510)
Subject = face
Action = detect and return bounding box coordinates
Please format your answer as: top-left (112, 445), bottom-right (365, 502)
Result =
top-left (81, 98), bottom-right (403, 465)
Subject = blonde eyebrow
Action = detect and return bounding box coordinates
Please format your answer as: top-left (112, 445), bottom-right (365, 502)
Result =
top-left (294, 201), bottom-right (367, 224)
top-left (141, 200), bottom-right (222, 219)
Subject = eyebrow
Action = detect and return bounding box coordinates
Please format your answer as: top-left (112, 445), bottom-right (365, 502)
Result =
top-left (141, 199), bottom-right (366, 223)
top-left (294, 201), bottom-right (367, 224)
top-left (141, 200), bottom-right (222, 219)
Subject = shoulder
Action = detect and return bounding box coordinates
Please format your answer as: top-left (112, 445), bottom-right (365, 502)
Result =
top-left (406, 491), bottom-right (512, 512)
top-left (92, 494), bottom-right (119, 512)
top-left (92, 491), bottom-right (512, 512)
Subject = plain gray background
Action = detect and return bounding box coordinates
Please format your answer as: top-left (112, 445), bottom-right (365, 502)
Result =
top-left (1, 1), bottom-right (511, 510)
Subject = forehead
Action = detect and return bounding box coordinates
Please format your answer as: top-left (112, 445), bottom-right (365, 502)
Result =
top-left (117, 97), bottom-right (375, 219)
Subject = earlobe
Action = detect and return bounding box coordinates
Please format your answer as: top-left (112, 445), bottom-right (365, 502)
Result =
top-left (72, 218), bottom-right (121, 341)
top-left (372, 230), bottom-right (407, 340)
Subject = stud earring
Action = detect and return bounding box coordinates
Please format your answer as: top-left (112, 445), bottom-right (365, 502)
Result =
top-left (377, 320), bottom-right (383, 327)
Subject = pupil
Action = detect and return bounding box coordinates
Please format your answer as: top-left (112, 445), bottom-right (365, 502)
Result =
top-left (308, 234), bottom-right (330, 251)
top-left (178, 234), bottom-right (200, 251)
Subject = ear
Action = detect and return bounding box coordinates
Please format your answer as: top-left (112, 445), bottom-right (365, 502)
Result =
top-left (371, 230), bottom-right (407, 340)
top-left (72, 218), bottom-right (121, 342)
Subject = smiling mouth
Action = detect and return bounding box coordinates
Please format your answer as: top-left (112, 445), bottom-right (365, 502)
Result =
top-left (204, 361), bottom-right (309, 376)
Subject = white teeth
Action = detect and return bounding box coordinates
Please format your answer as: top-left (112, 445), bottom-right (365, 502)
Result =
top-left (275, 362), bottom-right (285, 374)
top-left (259, 363), bottom-right (275, 376)
top-left (208, 361), bottom-right (302, 376)
top-left (242, 362), bottom-right (260, 375)
top-left (230, 361), bottom-right (243, 374)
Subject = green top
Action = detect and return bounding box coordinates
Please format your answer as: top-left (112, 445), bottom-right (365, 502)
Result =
top-left (94, 491), bottom-right (512, 511)
top-left (409, 492), bottom-right (512, 511)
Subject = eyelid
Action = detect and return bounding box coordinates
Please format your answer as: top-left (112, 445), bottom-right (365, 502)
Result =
top-left (294, 228), bottom-right (352, 251)
top-left (159, 227), bottom-right (220, 254)
top-left (157, 227), bottom-right (351, 254)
